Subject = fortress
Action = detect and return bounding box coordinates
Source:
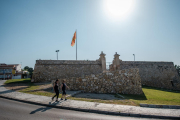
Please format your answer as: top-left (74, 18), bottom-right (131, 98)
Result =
top-left (110, 52), bottom-right (180, 90)
top-left (32, 52), bottom-right (180, 94)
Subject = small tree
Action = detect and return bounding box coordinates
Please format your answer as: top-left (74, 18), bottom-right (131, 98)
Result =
top-left (28, 67), bottom-right (33, 76)
top-left (24, 66), bottom-right (29, 71)
top-left (23, 66), bottom-right (34, 77)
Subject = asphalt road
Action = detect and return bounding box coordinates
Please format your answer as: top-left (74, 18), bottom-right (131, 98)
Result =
top-left (0, 97), bottom-right (163, 120)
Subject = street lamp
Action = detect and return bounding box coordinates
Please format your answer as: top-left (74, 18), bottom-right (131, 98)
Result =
top-left (55, 50), bottom-right (59, 60)
top-left (133, 54), bottom-right (135, 61)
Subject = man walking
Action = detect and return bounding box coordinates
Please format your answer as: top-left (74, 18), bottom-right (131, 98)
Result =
top-left (61, 80), bottom-right (69, 100)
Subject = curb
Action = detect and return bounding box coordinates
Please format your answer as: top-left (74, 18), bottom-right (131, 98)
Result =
top-left (140, 103), bottom-right (180, 109)
top-left (0, 95), bottom-right (180, 119)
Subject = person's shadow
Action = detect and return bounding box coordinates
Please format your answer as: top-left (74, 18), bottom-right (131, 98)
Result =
top-left (30, 101), bottom-right (62, 114)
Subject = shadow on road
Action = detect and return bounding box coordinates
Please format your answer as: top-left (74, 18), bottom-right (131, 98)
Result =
top-left (30, 101), bottom-right (62, 114)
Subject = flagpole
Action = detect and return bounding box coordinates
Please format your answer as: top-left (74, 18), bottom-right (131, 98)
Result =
top-left (76, 30), bottom-right (77, 60)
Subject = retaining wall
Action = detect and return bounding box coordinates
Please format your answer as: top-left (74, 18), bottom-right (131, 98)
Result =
top-left (63, 68), bottom-right (143, 94)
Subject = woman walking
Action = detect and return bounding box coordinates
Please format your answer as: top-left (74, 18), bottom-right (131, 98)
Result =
top-left (52, 79), bottom-right (59, 102)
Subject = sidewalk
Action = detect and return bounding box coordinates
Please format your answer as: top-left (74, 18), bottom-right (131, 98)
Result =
top-left (0, 80), bottom-right (180, 119)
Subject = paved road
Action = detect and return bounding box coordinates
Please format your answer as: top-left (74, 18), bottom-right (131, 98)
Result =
top-left (0, 98), bottom-right (163, 120)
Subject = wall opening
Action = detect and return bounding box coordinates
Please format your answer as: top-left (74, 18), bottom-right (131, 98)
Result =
top-left (106, 62), bottom-right (112, 71)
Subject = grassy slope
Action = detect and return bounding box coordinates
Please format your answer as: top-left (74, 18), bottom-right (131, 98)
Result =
top-left (136, 86), bottom-right (180, 105)
top-left (4, 79), bottom-right (180, 106)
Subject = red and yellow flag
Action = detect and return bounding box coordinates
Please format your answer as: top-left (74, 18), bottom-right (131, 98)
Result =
top-left (71, 31), bottom-right (76, 47)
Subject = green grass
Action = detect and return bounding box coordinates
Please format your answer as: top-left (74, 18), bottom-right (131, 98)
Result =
top-left (4, 79), bottom-right (180, 106)
top-left (4, 78), bottom-right (31, 84)
top-left (119, 86), bottom-right (180, 105)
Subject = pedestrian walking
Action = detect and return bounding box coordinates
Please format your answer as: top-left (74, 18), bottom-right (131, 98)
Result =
top-left (61, 80), bottom-right (69, 100)
top-left (52, 79), bottom-right (59, 102)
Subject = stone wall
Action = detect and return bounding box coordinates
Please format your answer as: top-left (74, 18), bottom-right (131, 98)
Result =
top-left (32, 51), bottom-right (107, 82)
top-left (63, 68), bottom-right (143, 95)
top-left (110, 52), bottom-right (180, 90)
top-left (33, 60), bottom-right (102, 82)
top-left (120, 61), bottom-right (180, 90)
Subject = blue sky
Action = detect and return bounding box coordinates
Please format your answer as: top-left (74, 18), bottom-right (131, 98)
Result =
top-left (0, 0), bottom-right (180, 69)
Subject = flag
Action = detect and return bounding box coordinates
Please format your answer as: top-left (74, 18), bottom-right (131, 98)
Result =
top-left (71, 31), bottom-right (76, 47)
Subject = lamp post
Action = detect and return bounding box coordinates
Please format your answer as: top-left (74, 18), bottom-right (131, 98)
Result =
top-left (55, 50), bottom-right (59, 60)
top-left (133, 54), bottom-right (135, 61)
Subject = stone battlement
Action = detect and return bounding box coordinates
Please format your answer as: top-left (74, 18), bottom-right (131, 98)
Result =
top-left (121, 61), bottom-right (173, 65)
top-left (36, 60), bottom-right (101, 65)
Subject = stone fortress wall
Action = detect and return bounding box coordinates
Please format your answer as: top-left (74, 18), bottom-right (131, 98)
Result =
top-left (32, 51), bottom-right (180, 94)
top-left (32, 52), bottom-right (143, 94)
top-left (110, 52), bottom-right (180, 90)
top-left (32, 52), bottom-right (106, 82)
top-left (33, 60), bottom-right (102, 82)
top-left (64, 68), bottom-right (143, 95)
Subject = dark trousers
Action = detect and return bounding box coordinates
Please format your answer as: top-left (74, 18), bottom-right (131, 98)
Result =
top-left (52, 91), bottom-right (59, 99)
